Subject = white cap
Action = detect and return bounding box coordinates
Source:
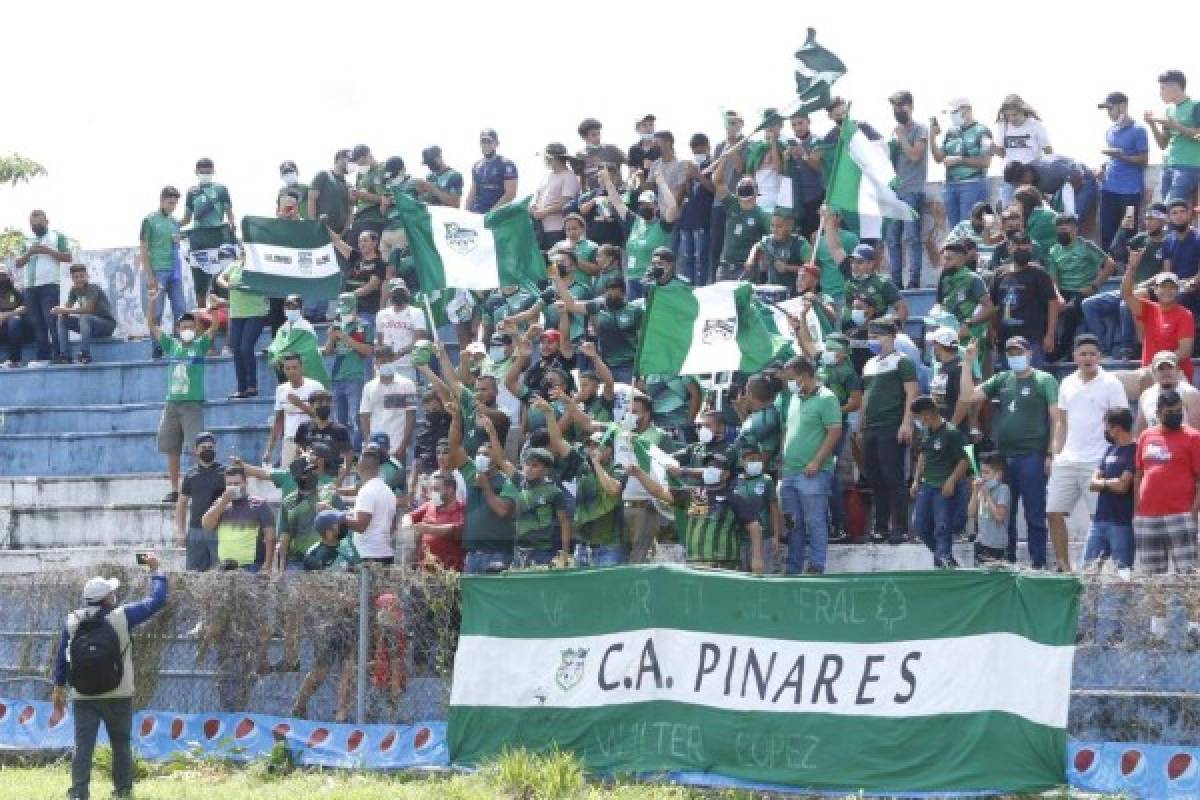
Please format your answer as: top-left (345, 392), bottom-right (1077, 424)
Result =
top-left (82, 576), bottom-right (120, 605)
top-left (637, 190), bottom-right (657, 205)
top-left (929, 326), bottom-right (960, 348)
top-left (464, 341), bottom-right (486, 355)
top-left (943, 97), bottom-right (971, 112)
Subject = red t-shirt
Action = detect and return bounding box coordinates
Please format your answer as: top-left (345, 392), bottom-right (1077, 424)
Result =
top-left (411, 500), bottom-right (465, 570)
top-left (1139, 301), bottom-right (1195, 381)
top-left (1136, 425), bottom-right (1200, 516)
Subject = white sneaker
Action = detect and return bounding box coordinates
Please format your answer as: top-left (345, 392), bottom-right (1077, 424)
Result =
top-left (0, 360), bottom-right (17, 369)
top-left (187, 621), bottom-right (203, 637)
top-left (26, 360), bottom-right (49, 368)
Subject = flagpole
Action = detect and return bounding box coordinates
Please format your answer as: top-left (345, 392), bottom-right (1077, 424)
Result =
top-left (422, 295), bottom-right (440, 344)
top-left (806, 108), bottom-right (851, 274)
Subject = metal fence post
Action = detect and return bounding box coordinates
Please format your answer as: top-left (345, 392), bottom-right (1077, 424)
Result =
top-left (356, 567), bottom-right (370, 725)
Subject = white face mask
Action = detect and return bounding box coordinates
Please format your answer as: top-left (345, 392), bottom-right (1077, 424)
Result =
top-left (197, 173), bottom-right (214, 185)
top-left (489, 346), bottom-right (507, 362)
top-left (702, 466), bottom-right (722, 486)
top-left (475, 454), bottom-right (491, 473)
top-left (430, 491), bottom-right (443, 507)
top-left (346, 163), bottom-right (359, 175)
top-left (787, 379), bottom-right (801, 394)
top-left (285, 309), bottom-right (301, 323)
top-left (282, 172), bottom-right (298, 186)
top-left (745, 461), bottom-right (764, 477)
top-left (339, 312), bottom-right (353, 323)
top-left (378, 363), bottom-right (397, 378)
top-left (821, 350), bottom-right (839, 366)
top-left (179, 329), bottom-right (196, 343)
top-left (950, 110), bottom-right (966, 129)
top-left (697, 426), bottom-right (714, 444)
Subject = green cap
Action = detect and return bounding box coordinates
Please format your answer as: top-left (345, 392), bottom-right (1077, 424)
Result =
top-left (824, 333), bottom-right (850, 353)
top-left (411, 339), bottom-right (434, 366)
top-left (337, 292), bottom-right (357, 316)
top-left (523, 447), bottom-right (556, 467)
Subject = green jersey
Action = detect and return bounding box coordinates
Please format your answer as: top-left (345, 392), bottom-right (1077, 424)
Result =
top-left (186, 183), bottom-right (231, 229)
top-left (814, 229), bottom-right (858, 298)
top-left (671, 484), bottom-right (753, 565)
top-left (354, 164), bottom-right (388, 219)
top-left (222, 262), bottom-right (269, 318)
top-left (277, 184), bottom-right (310, 218)
top-left (818, 357), bottom-right (862, 411)
top-left (585, 297), bottom-right (642, 368)
top-left (624, 214), bottom-right (671, 280)
top-left (140, 211), bottom-right (179, 271)
top-left (979, 369), bottom-right (1058, 456)
top-left (936, 266), bottom-right (988, 340)
top-left (1166, 99), bottom-right (1200, 168)
top-left (269, 469), bottom-right (335, 499)
top-left (918, 421), bottom-right (968, 488)
top-left (1128, 232), bottom-right (1167, 282)
top-left (757, 233), bottom-right (812, 286)
top-left (157, 332), bottom-right (212, 404)
top-left (380, 456), bottom-right (408, 499)
top-left (1026, 207), bottom-right (1058, 257)
top-left (720, 195), bottom-right (771, 266)
top-left (644, 374), bottom-right (696, 430)
top-left (733, 473), bottom-right (776, 539)
top-left (421, 168), bottom-right (464, 206)
top-left (1047, 238), bottom-right (1107, 292)
top-left (862, 351), bottom-right (918, 430)
top-left (573, 460), bottom-right (625, 547)
top-left (782, 387), bottom-right (842, 475)
top-left (486, 288), bottom-right (538, 334)
top-left (542, 276), bottom-right (593, 341)
top-left (278, 486), bottom-right (345, 561)
top-left (842, 269), bottom-right (900, 322)
top-left (941, 122), bottom-right (992, 182)
top-left (460, 460), bottom-right (518, 550)
top-left (738, 405), bottom-right (782, 466)
top-left (330, 317), bottom-right (372, 381)
top-left (513, 478), bottom-right (565, 551)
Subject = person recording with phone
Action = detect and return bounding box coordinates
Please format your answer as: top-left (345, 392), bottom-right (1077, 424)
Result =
top-left (200, 464), bottom-right (278, 574)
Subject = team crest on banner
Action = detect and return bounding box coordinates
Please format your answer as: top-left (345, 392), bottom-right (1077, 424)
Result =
top-left (444, 222), bottom-right (479, 256)
top-left (701, 317), bottom-right (737, 345)
top-left (554, 648), bottom-right (588, 691)
top-left (296, 250), bottom-right (314, 276)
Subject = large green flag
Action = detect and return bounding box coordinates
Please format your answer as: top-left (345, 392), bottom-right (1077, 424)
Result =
top-left (388, 192), bottom-right (545, 293)
top-left (449, 566), bottom-right (1080, 795)
top-left (825, 115), bottom-right (918, 239)
top-left (239, 217), bottom-right (343, 300)
top-left (635, 281), bottom-right (790, 377)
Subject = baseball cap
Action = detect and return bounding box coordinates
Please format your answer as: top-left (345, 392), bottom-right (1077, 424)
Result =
top-left (868, 320), bottom-right (897, 336)
top-left (543, 142), bottom-right (568, 158)
top-left (284, 293), bottom-right (303, 307)
top-left (1157, 272), bottom-right (1181, 287)
top-left (651, 245), bottom-right (675, 262)
top-left (523, 447), bottom-right (556, 467)
top-left (703, 452), bottom-right (731, 468)
top-left (370, 432), bottom-right (392, 452)
top-left (636, 113), bottom-right (656, 125)
top-left (1097, 92), bottom-right (1129, 109)
top-left (1152, 351), bottom-right (1179, 369)
top-left (724, 110), bottom-right (744, 123)
top-left (929, 327), bottom-right (960, 348)
top-left (541, 329), bottom-right (562, 343)
top-left (83, 576), bottom-right (120, 605)
top-left (888, 90), bottom-right (914, 106)
top-left (851, 244), bottom-right (876, 261)
top-left (944, 97), bottom-right (971, 112)
top-left (421, 145), bottom-right (442, 165)
top-left (194, 431), bottom-right (216, 446)
top-left (350, 144), bottom-right (371, 161)
top-left (1005, 336), bottom-right (1031, 352)
top-left (313, 510), bottom-right (346, 534)
top-left (637, 190), bottom-right (656, 205)
top-left (942, 241), bottom-right (968, 255)
top-left (479, 128), bottom-right (499, 141)
top-left (1147, 203), bottom-right (1170, 220)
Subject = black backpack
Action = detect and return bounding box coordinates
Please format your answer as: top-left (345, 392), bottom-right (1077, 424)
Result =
top-left (67, 612), bottom-right (125, 695)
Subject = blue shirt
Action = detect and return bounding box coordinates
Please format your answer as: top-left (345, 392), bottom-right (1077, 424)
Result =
top-left (678, 167), bottom-right (715, 230)
top-left (1103, 120), bottom-right (1148, 195)
top-left (789, 134), bottom-right (826, 203)
top-left (1094, 443), bottom-right (1135, 524)
top-left (53, 573), bottom-right (168, 686)
top-left (469, 155), bottom-right (518, 213)
top-left (1164, 228), bottom-right (1200, 280)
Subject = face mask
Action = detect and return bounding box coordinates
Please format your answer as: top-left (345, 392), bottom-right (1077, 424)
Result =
top-left (736, 187), bottom-right (756, 199)
top-left (285, 309), bottom-right (301, 323)
top-left (387, 173), bottom-right (408, 188)
top-left (378, 363), bottom-right (397, 378)
top-left (297, 473), bottom-right (319, 491)
top-left (984, 477), bottom-right (998, 489)
top-left (894, 110), bottom-right (911, 124)
top-left (1171, 222), bottom-right (1191, 233)
top-left (197, 173), bottom-right (214, 185)
top-left (338, 312), bottom-right (354, 324)
top-left (745, 461), bottom-right (764, 477)
top-left (702, 466), bottom-right (722, 486)
top-left (1056, 231), bottom-right (1073, 246)
top-left (430, 491), bottom-right (444, 507)
top-left (233, 485), bottom-right (247, 500)
top-left (1007, 354), bottom-right (1029, 373)
top-left (605, 296), bottom-right (624, 310)
top-left (1164, 410), bottom-right (1184, 430)
top-left (475, 454), bottom-right (491, 473)
top-left (314, 406), bottom-right (332, 421)
top-left (282, 172), bottom-right (298, 186)
top-left (850, 308), bottom-right (867, 326)
top-left (489, 346), bottom-right (507, 362)
top-left (787, 379), bottom-right (800, 394)
top-left (867, 340), bottom-right (882, 355)
top-left (346, 163), bottom-right (359, 175)
top-left (949, 111), bottom-right (965, 128)
top-left (390, 289), bottom-right (409, 306)
top-left (197, 449), bottom-right (215, 464)
top-left (31, 224), bottom-right (48, 237)
top-left (1013, 250), bottom-right (1033, 267)
top-left (913, 419), bottom-right (926, 433)
top-left (821, 350), bottom-right (838, 366)
top-left (697, 427), bottom-right (714, 444)
top-left (179, 329), bottom-right (196, 343)
top-left (638, 208), bottom-right (656, 222)
top-left (693, 154), bottom-right (708, 166)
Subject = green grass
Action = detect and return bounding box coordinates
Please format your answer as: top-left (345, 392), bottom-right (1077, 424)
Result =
top-left (0, 749), bottom-right (1119, 799)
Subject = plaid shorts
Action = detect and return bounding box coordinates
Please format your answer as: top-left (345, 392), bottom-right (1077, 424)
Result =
top-left (1133, 513), bottom-right (1198, 574)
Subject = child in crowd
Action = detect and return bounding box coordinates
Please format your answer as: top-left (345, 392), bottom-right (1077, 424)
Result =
top-left (969, 453), bottom-right (1011, 565)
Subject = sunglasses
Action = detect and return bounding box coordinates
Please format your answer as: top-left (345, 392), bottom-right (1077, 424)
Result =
top-left (480, 138), bottom-right (496, 145)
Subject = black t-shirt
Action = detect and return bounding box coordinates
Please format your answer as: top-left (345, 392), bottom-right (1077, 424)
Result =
top-left (181, 462), bottom-right (226, 529)
top-left (524, 352), bottom-right (578, 395)
top-left (344, 254), bottom-right (387, 314)
top-left (295, 421), bottom-right (352, 462)
top-left (1095, 442), bottom-right (1136, 524)
top-left (930, 356), bottom-right (962, 422)
top-left (0, 283), bottom-right (24, 313)
top-left (414, 411), bottom-right (451, 472)
top-left (627, 141), bottom-right (661, 172)
top-left (990, 265), bottom-right (1058, 341)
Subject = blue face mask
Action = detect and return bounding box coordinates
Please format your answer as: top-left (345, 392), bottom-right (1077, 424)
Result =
top-left (850, 309), bottom-right (867, 326)
top-left (1008, 354), bottom-right (1029, 373)
top-left (867, 340), bottom-right (882, 355)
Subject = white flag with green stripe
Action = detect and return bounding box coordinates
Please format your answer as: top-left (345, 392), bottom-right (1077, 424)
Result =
top-left (239, 217), bottom-right (343, 300)
top-left (449, 566), bottom-right (1079, 795)
top-left (826, 116), bottom-right (918, 239)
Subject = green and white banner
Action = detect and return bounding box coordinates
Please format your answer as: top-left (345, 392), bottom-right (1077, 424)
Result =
top-left (826, 116), bottom-right (918, 240)
top-left (449, 566), bottom-right (1079, 794)
top-left (240, 217), bottom-right (343, 300)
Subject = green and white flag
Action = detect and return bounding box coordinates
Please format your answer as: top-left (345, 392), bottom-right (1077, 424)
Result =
top-left (449, 566), bottom-right (1079, 795)
top-left (389, 192), bottom-right (544, 293)
top-left (826, 116), bottom-right (918, 239)
top-left (635, 281), bottom-right (789, 377)
top-left (239, 217), bottom-right (343, 300)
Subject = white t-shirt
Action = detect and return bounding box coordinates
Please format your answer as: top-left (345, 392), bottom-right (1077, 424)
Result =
top-left (353, 476), bottom-right (397, 558)
top-left (1056, 369), bottom-right (1128, 465)
top-left (359, 375), bottom-right (419, 448)
top-left (274, 378), bottom-right (324, 438)
top-left (1138, 381), bottom-right (1200, 430)
top-left (999, 117), bottom-right (1052, 166)
top-left (374, 306), bottom-right (428, 365)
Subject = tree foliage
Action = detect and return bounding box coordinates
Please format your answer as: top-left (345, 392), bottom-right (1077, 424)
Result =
top-left (0, 153), bottom-right (47, 186)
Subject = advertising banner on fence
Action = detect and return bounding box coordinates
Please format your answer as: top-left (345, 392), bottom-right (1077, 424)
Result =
top-left (448, 565), bottom-right (1080, 795)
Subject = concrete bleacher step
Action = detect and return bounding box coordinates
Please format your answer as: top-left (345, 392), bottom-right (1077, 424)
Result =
top-left (0, 425), bottom-right (269, 477)
top-left (0, 398), bottom-right (274, 434)
top-left (0, 474), bottom-right (282, 508)
top-left (79, 329), bottom-right (272, 363)
top-left (2, 504), bottom-right (180, 549)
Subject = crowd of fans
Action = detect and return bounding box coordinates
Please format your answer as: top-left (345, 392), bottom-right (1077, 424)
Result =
top-left (2, 70), bottom-right (1200, 579)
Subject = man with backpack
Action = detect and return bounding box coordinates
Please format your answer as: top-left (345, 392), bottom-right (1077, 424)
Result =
top-left (52, 554), bottom-right (168, 800)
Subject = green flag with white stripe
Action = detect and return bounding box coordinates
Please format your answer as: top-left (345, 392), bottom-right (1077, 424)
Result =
top-left (448, 566), bottom-right (1079, 794)
top-left (826, 115), bottom-right (918, 239)
top-left (239, 217), bottom-right (343, 300)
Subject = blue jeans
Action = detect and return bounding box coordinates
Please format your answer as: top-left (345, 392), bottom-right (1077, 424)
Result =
top-left (884, 190), bottom-right (924, 286)
top-left (24, 282), bottom-right (61, 361)
top-left (1162, 165), bottom-right (1200, 203)
top-left (677, 228), bottom-right (709, 286)
top-left (0, 313), bottom-right (31, 362)
top-left (828, 428), bottom-right (848, 532)
top-left (1005, 453), bottom-right (1049, 567)
top-left (1080, 290), bottom-right (1138, 355)
top-left (514, 547), bottom-right (557, 568)
top-left (780, 471), bottom-right (833, 573)
top-left (148, 268), bottom-right (187, 328)
top-left (913, 483), bottom-right (968, 564)
top-left (943, 179), bottom-right (989, 229)
top-left (57, 313), bottom-right (116, 357)
top-left (229, 315), bottom-right (266, 393)
top-left (333, 378), bottom-right (365, 449)
top-left (572, 544), bottom-right (626, 567)
top-left (464, 549), bottom-right (513, 574)
top-left (709, 201), bottom-right (728, 274)
top-left (1083, 520), bottom-right (1135, 569)
top-left (1075, 172), bottom-right (1099, 222)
